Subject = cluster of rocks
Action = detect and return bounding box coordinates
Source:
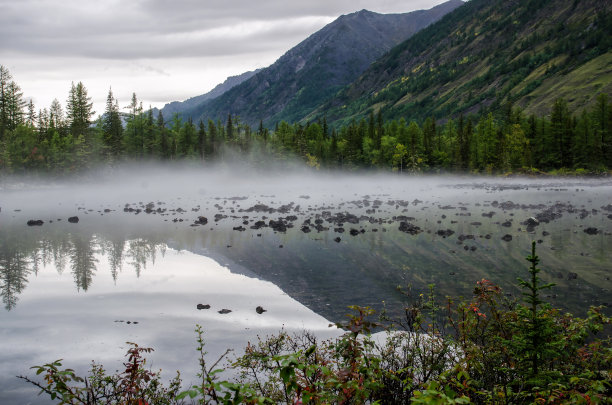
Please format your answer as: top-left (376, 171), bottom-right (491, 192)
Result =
top-left (196, 303), bottom-right (266, 315)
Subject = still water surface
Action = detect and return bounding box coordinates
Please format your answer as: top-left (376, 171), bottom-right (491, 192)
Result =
top-left (1, 170), bottom-right (611, 403)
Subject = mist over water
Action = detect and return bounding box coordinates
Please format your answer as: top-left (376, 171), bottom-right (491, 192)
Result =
top-left (1, 163), bottom-right (611, 403)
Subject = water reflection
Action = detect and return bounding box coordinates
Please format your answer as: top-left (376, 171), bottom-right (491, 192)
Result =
top-left (0, 227), bottom-right (169, 310)
top-left (0, 248), bottom-right (30, 310)
top-left (1, 175), bottom-right (611, 320)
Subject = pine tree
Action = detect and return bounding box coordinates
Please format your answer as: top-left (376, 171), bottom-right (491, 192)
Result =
top-left (592, 93), bottom-right (610, 168)
top-left (375, 110), bottom-right (384, 149)
top-left (207, 120), bottom-right (217, 158)
top-left (157, 111), bottom-right (169, 159)
top-left (49, 99), bottom-right (64, 131)
top-left (66, 82), bottom-right (94, 137)
top-left (5, 81), bottom-right (26, 131)
top-left (514, 241), bottom-right (558, 382)
top-left (26, 100), bottom-right (36, 127)
top-left (197, 119), bottom-right (206, 159)
top-left (422, 117), bottom-right (436, 166)
top-left (550, 98), bottom-right (573, 168)
top-left (226, 113), bottom-right (234, 143)
top-left (0, 65), bottom-right (13, 140)
top-left (102, 88), bottom-right (123, 158)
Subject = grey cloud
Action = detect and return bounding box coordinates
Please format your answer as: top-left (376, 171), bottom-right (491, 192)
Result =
top-left (2, 21), bottom-right (321, 59)
top-left (0, 0), bottom-right (443, 60)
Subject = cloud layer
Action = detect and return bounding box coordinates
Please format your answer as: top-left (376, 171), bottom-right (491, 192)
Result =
top-left (0, 0), bottom-right (448, 115)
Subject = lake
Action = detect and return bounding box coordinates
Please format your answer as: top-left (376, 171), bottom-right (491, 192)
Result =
top-left (1, 166), bottom-right (611, 403)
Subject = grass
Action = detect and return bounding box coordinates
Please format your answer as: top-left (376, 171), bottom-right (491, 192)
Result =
top-left (521, 52), bottom-right (612, 115)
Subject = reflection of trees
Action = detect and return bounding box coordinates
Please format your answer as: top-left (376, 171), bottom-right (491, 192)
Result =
top-left (106, 239), bottom-right (125, 283)
top-left (69, 234), bottom-right (99, 292)
top-left (0, 225), bottom-right (169, 310)
top-left (0, 247), bottom-right (31, 310)
top-left (126, 239), bottom-right (159, 277)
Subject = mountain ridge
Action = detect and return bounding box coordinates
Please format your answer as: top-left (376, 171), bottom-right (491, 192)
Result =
top-left (309, 0), bottom-right (612, 125)
top-left (183, 0), bottom-right (464, 126)
top-left (156, 68), bottom-right (262, 119)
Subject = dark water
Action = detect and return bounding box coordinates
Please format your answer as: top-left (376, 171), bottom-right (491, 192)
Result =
top-left (1, 170), bottom-right (611, 402)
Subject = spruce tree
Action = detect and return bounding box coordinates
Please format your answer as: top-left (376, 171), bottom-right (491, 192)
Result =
top-left (514, 241), bottom-right (558, 382)
top-left (197, 119), bottom-right (206, 159)
top-left (66, 82), bottom-right (94, 137)
top-left (102, 88), bottom-right (123, 158)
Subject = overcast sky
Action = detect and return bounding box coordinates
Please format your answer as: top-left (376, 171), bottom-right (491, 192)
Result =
top-left (1, 0), bottom-right (450, 117)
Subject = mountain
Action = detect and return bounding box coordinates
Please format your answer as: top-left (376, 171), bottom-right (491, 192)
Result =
top-left (311, 0), bottom-right (612, 125)
top-left (157, 69), bottom-right (261, 119)
top-left (185, 0), bottom-right (464, 126)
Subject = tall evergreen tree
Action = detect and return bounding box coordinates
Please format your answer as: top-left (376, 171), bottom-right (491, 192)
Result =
top-left (66, 82), bottom-right (94, 137)
top-left (157, 111), bottom-right (169, 159)
top-left (197, 119), bottom-right (207, 159)
top-left (592, 93), bottom-right (611, 167)
top-left (375, 110), bottom-right (384, 149)
top-left (102, 88), bottom-right (123, 157)
top-left (226, 113), bottom-right (234, 143)
top-left (550, 98), bottom-right (573, 168)
top-left (0, 65), bottom-right (13, 140)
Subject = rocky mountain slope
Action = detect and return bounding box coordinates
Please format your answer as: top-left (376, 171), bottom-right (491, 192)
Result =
top-left (185, 0), bottom-right (464, 126)
top-left (157, 69), bottom-right (261, 120)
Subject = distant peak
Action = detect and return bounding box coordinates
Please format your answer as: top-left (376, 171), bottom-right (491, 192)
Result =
top-left (341, 9), bottom-right (377, 19)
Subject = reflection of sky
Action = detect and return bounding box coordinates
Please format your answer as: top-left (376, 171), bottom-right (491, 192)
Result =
top-left (2, 171), bottom-right (612, 403)
top-left (0, 247), bottom-right (341, 404)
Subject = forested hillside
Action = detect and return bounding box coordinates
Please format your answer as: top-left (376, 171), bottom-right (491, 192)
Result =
top-left (0, 63), bottom-right (610, 174)
top-left (312, 0), bottom-right (612, 126)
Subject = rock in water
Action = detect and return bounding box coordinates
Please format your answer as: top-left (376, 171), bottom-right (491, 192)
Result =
top-left (27, 219), bottom-right (44, 226)
top-left (218, 309), bottom-right (232, 314)
top-left (194, 216), bottom-right (208, 225)
top-left (196, 304), bottom-right (210, 310)
top-left (398, 221), bottom-right (422, 235)
top-left (256, 306), bottom-right (267, 314)
top-left (68, 216), bottom-right (79, 223)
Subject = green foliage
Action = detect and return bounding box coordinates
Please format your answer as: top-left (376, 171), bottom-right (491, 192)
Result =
top-left (18, 343), bottom-right (182, 404)
top-left (0, 62), bottom-right (611, 175)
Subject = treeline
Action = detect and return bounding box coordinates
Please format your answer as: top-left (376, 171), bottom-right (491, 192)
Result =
top-left (1, 64), bottom-right (611, 174)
